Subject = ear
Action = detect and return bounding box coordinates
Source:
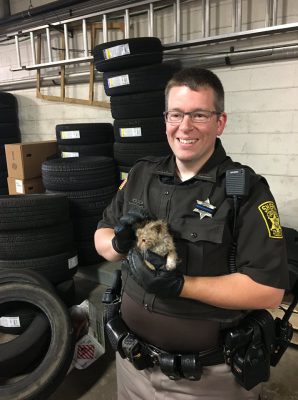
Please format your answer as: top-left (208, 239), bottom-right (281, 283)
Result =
top-left (154, 222), bottom-right (163, 233)
top-left (216, 112), bottom-right (227, 137)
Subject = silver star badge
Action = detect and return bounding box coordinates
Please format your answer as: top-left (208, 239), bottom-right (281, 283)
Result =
top-left (193, 198), bottom-right (216, 219)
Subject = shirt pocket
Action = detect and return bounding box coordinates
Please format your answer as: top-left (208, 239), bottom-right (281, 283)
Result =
top-left (171, 218), bottom-right (228, 276)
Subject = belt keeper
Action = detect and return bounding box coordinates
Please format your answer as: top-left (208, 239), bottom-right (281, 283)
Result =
top-left (181, 354), bottom-right (202, 381)
top-left (159, 353), bottom-right (181, 380)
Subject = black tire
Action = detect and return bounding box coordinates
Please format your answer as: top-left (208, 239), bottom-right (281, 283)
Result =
top-left (46, 185), bottom-right (117, 217)
top-left (73, 215), bottom-right (101, 241)
top-left (113, 117), bottom-right (166, 143)
top-left (77, 240), bottom-right (104, 266)
top-left (93, 37), bottom-right (163, 72)
top-left (42, 156), bottom-right (117, 191)
top-left (0, 222), bottom-right (74, 260)
top-left (60, 142), bottom-right (113, 158)
top-left (103, 62), bottom-right (179, 96)
top-left (0, 108), bottom-right (18, 123)
top-left (0, 123), bottom-right (20, 139)
top-left (0, 249), bottom-right (78, 284)
top-left (0, 193), bottom-right (70, 230)
top-left (0, 270), bottom-right (54, 334)
top-left (0, 92), bottom-right (18, 109)
top-left (111, 90), bottom-right (165, 119)
top-left (55, 279), bottom-right (76, 307)
top-left (113, 141), bottom-right (171, 166)
top-left (0, 281), bottom-right (75, 400)
top-left (56, 123), bottom-right (113, 144)
top-left (0, 171), bottom-right (7, 186)
top-left (0, 151), bottom-right (7, 170)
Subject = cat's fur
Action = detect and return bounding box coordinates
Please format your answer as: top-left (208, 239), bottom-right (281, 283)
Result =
top-left (135, 219), bottom-right (178, 270)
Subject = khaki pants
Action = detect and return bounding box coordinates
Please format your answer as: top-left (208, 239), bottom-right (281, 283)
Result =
top-left (116, 353), bottom-right (262, 400)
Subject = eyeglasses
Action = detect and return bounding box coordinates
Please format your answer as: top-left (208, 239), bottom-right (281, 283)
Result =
top-left (164, 110), bottom-right (221, 124)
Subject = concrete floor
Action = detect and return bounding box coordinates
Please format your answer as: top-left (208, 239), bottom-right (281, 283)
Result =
top-left (49, 263), bottom-right (298, 400)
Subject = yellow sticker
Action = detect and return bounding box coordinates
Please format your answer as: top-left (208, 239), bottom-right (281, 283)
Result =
top-left (258, 201), bottom-right (283, 239)
top-left (119, 177), bottom-right (127, 190)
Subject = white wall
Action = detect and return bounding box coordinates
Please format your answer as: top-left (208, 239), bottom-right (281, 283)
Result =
top-left (0, 0), bottom-right (297, 228)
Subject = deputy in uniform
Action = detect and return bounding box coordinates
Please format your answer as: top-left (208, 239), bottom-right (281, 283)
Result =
top-left (94, 67), bottom-right (288, 400)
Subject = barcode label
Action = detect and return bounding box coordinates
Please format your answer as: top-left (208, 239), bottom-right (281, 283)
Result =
top-left (15, 179), bottom-right (24, 194)
top-left (104, 43), bottom-right (130, 60)
top-left (120, 127), bottom-right (142, 137)
top-left (60, 130), bottom-right (80, 139)
top-left (108, 74), bottom-right (130, 88)
top-left (62, 152), bottom-right (79, 158)
top-left (0, 316), bottom-right (21, 328)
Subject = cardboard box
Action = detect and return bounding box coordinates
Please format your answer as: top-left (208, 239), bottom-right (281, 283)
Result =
top-left (5, 141), bottom-right (58, 179)
top-left (7, 176), bottom-right (44, 195)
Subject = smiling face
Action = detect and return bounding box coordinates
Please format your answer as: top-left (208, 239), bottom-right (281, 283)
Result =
top-left (166, 85), bottom-right (227, 175)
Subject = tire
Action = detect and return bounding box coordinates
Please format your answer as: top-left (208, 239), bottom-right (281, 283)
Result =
top-left (55, 279), bottom-right (76, 307)
top-left (42, 156), bottom-right (117, 191)
top-left (56, 123), bottom-right (113, 144)
top-left (111, 90), bottom-right (165, 119)
top-left (0, 281), bottom-right (75, 400)
top-left (77, 240), bottom-right (104, 266)
top-left (0, 270), bottom-right (54, 334)
top-left (0, 170), bottom-right (7, 186)
top-left (103, 62), bottom-right (180, 96)
top-left (46, 185), bottom-right (117, 217)
top-left (0, 108), bottom-right (18, 123)
top-left (73, 215), bottom-right (101, 241)
top-left (0, 193), bottom-right (70, 230)
top-left (93, 37), bottom-right (163, 72)
top-left (0, 123), bottom-right (20, 139)
top-left (0, 150), bottom-right (7, 170)
top-left (113, 141), bottom-right (171, 166)
top-left (0, 92), bottom-right (18, 109)
top-left (0, 249), bottom-right (78, 284)
top-left (0, 222), bottom-right (74, 260)
top-left (113, 117), bottom-right (166, 143)
top-left (60, 142), bottom-right (113, 158)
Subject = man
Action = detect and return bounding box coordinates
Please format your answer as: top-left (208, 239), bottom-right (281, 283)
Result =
top-left (94, 67), bottom-right (288, 399)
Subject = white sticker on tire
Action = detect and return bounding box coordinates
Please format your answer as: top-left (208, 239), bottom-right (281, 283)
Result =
top-left (62, 152), bottom-right (79, 158)
top-left (0, 316), bottom-right (21, 328)
top-left (108, 74), bottom-right (130, 88)
top-left (60, 130), bottom-right (81, 139)
top-left (120, 127), bottom-right (142, 137)
top-left (68, 255), bottom-right (79, 269)
top-left (103, 43), bottom-right (130, 60)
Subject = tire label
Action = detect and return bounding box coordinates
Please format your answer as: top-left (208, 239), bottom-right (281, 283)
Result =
top-left (68, 255), bottom-right (79, 269)
top-left (108, 74), bottom-right (130, 88)
top-left (120, 171), bottom-right (128, 180)
top-left (60, 130), bottom-right (81, 139)
top-left (62, 152), bottom-right (79, 158)
top-left (0, 316), bottom-right (21, 328)
top-left (15, 179), bottom-right (24, 194)
top-left (120, 127), bottom-right (142, 137)
top-left (103, 43), bottom-right (130, 60)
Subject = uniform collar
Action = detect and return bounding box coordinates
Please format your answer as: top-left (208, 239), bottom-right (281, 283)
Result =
top-left (153, 139), bottom-right (229, 183)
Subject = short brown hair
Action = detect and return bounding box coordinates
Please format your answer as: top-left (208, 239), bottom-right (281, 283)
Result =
top-left (165, 67), bottom-right (224, 112)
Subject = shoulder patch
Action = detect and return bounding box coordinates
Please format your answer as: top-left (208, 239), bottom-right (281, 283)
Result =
top-left (258, 201), bottom-right (283, 239)
top-left (119, 177), bottom-right (127, 190)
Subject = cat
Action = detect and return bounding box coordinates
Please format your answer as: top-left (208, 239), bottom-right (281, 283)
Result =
top-left (135, 219), bottom-right (178, 271)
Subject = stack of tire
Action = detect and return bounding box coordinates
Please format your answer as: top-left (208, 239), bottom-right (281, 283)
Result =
top-left (93, 37), bottom-right (179, 180)
top-left (0, 92), bottom-right (21, 194)
top-left (42, 156), bottom-right (118, 266)
top-left (56, 123), bottom-right (114, 158)
top-left (0, 194), bottom-right (78, 294)
top-left (0, 269), bottom-right (75, 399)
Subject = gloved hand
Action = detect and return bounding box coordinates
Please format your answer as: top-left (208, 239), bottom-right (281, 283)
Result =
top-left (124, 248), bottom-right (184, 298)
top-left (112, 208), bottom-right (149, 254)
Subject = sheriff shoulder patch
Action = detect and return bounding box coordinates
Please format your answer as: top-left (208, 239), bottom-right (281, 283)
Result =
top-left (118, 177), bottom-right (127, 190)
top-left (258, 201), bottom-right (283, 239)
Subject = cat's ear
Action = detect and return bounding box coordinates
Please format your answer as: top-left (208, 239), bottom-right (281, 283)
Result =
top-left (154, 222), bottom-right (163, 233)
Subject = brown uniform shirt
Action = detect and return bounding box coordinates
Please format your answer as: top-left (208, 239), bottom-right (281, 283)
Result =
top-left (98, 139), bottom-right (288, 351)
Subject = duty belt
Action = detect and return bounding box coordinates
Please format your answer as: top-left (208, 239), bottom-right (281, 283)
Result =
top-left (106, 316), bottom-right (225, 381)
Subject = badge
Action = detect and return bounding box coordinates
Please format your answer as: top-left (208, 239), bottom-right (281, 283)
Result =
top-left (118, 177), bottom-right (127, 190)
top-left (258, 201), bottom-right (283, 239)
top-left (193, 198), bottom-right (216, 219)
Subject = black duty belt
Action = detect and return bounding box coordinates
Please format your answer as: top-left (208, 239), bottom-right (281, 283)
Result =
top-left (106, 316), bottom-right (225, 381)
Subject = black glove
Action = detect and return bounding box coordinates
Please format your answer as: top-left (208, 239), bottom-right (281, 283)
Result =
top-left (124, 248), bottom-right (184, 298)
top-left (112, 208), bottom-right (149, 254)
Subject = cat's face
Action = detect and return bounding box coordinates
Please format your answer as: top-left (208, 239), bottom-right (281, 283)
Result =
top-left (136, 220), bottom-right (168, 251)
